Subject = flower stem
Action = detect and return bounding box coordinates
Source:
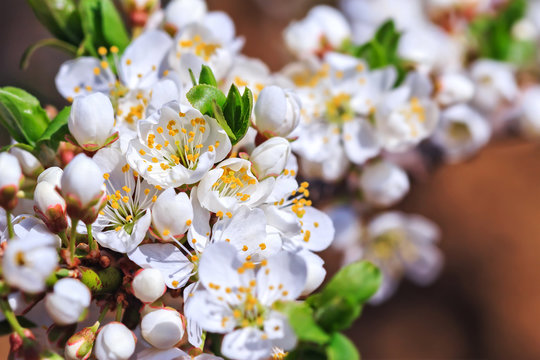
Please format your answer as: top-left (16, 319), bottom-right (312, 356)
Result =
top-left (0, 297), bottom-right (25, 337)
top-left (70, 218), bottom-right (79, 262)
top-left (58, 231), bottom-right (68, 248)
top-left (6, 211), bottom-right (14, 239)
top-left (87, 223), bottom-right (97, 251)
top-left (98, 304), bottom-right (110, 324)
top-left (115, 302), bottom-right (123, 322)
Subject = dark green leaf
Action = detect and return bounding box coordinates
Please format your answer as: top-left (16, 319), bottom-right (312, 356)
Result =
top-left (79, 0), bottom-right (102, 56)
top-left (26, 0), bottom-right (83, 44)
top-left (36, 106), bottom-right (71, 151)
top-left (99, 0), bottom-right (130, 51)
top-left (0, 316), bottom-right (37, 336)
top-left (0, 87), bottom-right (50, 145)
top-left (186, 84), bottom-right (227, 117)
top-left (20, 38), bottom-right (78, 70)
top-left (274, 301), bottom-right (330, 345)
top-left (211, 100), bottom-right (236, 141)
top-left (198, 65), bottom-right (218, 87)
top-left (326, 333), bottom-right (360, 360)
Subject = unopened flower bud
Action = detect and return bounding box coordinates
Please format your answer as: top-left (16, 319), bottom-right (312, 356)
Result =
top-left (94, 322), bottom-right (136, 360)
top-left (10, 147), bottom-right (43, 178)
top-left (151, 188), bottom-right (193, 240)
top-left (65, 322), bottom-right (99, 360)
top-left (254, 86), bottom-right (301, 138)
top-left (141, 308), bottom-right (185, 349)
top-left (250, 137), bottom-right (291, 178)
top-left (45, 278), bottom-right (91, 326)
top-left (60, 154), bottom-right (106, 223)
top-left (34, 181), bottom-right (67, 233)
top-left (436, 73), bottom-right (475, 106)
top-left (360, 160), bottom-right (410, 208)
top-left (0, 152), bottom-right (22, 211)
top-left (37, 166), bottom-right (63, 187)
top-left (132, 268), bottom-right (166, 304)
top-left (68, 93), bottom-right (117, 152)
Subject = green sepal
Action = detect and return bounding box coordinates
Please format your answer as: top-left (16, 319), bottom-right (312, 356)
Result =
top-left (274, 301), bottom-right (330, 345)
top-left (0, 87), bottom-right (50, 146)
top-left (222, 85), bottom-right (252, 145)
top-left (198, 65), bottom-right (218, 87)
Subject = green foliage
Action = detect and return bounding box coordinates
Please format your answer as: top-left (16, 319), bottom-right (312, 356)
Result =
top-left (24, 0), bottom-right (130, 66)
top-left (36, 106), bottom-right (71, 152)
top-left (0, 316), bottom-right (36, 335)
top-left (0, 87), bottom-right (50, 146)
top-left (278, 261), bottom-right (382, 360)
top-left (186, 66), bottom-right (253, 145)
top-left (469, 0), bottom-right (534, 65)
top-left (342, 20), bottom-right (407, 86)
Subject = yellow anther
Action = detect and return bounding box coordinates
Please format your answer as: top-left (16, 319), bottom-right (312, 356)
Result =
top-left (103, 173), bottom-right (110, 180)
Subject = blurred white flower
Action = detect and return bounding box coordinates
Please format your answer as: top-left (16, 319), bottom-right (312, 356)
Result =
top-left (360, 159), bottom-right (410, 207)
top-left (94, 322), bottom-right (136, 360)
top-left (45, 278), bottom-right (91, 325)
top-left (141, 308), bottom-right (185, 349)
top-left (254, 86), bottom-right (301, 138)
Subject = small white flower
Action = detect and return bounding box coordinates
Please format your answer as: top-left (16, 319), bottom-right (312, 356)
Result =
top-left (185, 242), bottom-right (306, 360)
top-left (519, 86), bottom-right (540, 137)
top-left (132, 268), bottom-right (166, 304)
top-left (45, 278), bottom-right (91, 325)
top-left (470, 59), bottom-right (518, 113)
top-left (164, 0), bottom-right (207, 31)
top-left (436, 72), bottom-right (475, 106)
top-left (250, 137), bottom-right (291, 179)
top-left (254, 86), bottom-right (301, 138)
top-left (60, 153), bottom-right (106, 223)
top-left (37, 166), bottom-right (63, 187)
top-left (197, 158), bottom-right (275, 214)
top-left (127, 103), bottom-right (231, 187)
top-left (141, 308), bottom-right (185, 349)
top-left (3, 219), bottom-right (59, 293)
top-left (10, 147), bottom-right (42, 177)
top-left (360, 159), bottom-right (410, 208)
top-left (69, 93), bottom-right (117, 151)
top-left (94, 322), bottom-right (136, 360)
top-left (432, 104), bottom-right (491, 162)
top-left (223, 56), bottom-right (270, 98)
top-left (151, 188), bottom-right (192, 240)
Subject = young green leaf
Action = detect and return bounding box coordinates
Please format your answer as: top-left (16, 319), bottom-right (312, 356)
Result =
top-left (274, 301), bottom-right (330, 345)
top-left (0, 87), bottom-right (50, 146)
top-left (199, 65), bottom-right (218, 87)
top-left (211, 100), bottom-right (236, 141)
top-left (99, 0), bottom-right (130, 51)
top-left (313, 296), bottom-right (362, 333)
top-left (26, 0), bottom-right (83, 45)
top-left (326, 333), bottom-right (360, 360)
top-left (36, 106), bottom-right (71, 152)
top-left (186, 84), bottom-right (227, 117)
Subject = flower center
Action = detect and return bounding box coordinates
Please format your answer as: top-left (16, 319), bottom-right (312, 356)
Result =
top-left (325, 93), bottom-right (354, 124)
top-left (212, 166), bottom-right (256, 200)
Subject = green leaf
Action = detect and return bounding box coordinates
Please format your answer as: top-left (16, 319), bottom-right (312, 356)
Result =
top-left (20, 38), bottom-right (78, 70)
top-left (99, 0), bottom-right (130, 51)
top-left (79, 0), bottom-right (130, 56)
top-left (211, 100), bottom-right (236, 141)
top-left (186, 84), bottom-right (227, 117)
top-left (326, 333), bottom-right (360, 360)
top-left (26, 0), bottom-right (83, 44)
top-left (0, 87), bottom-right (50, 146)
top-left (274, 301), bottom-right (330, 345)
top-left (313, 296), bottom-right (362, 333)
top-left (198, 65), bottom-right (218, 87)
top-left (0, 316), bottom-right (37, 336)
top-left (308, 261), bottom-right (381, 307)
top-left (36, 106), bottom-right (71, 151)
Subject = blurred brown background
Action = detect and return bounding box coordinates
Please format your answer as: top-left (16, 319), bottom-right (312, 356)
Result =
top-left (1, 0), bottom-right (540, 358)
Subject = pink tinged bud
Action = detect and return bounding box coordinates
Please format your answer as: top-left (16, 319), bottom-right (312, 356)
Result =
top-left (132, 269), bottom-right (166, 304)
top-left (34, 182), bottom-right (67, 233)
top-left (68, 93), bottom-right (116, 151)
top-left (94, 322), bottom-right (136, 360)
top-left (250, 137), bottom-right (291, 179)
top-left (45, 278), bottom-right (91, 326)
top-left (254, 86), bottom-right (301, 138)
top-left (0, 152), bottom-right (22, 211)
top-left (64, 322), bottom-right (99, 360)
top-left (61, 154), bottom-right (106, 222)
top-left (141, 308), bottom-right (185, 349)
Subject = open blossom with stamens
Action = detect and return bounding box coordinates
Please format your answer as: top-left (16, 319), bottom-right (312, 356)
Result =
top-left (185, 242), bottom-right (306, 360)
top-left (197, 158), bottom-right (275, 214)
top-left (93, 148), bottom-right (157, 253)
top-left (127, 102), bottom-right (231, 187)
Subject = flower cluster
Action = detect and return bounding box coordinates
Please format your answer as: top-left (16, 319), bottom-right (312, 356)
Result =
top-left (0, 0), bottom-right (537, 359)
